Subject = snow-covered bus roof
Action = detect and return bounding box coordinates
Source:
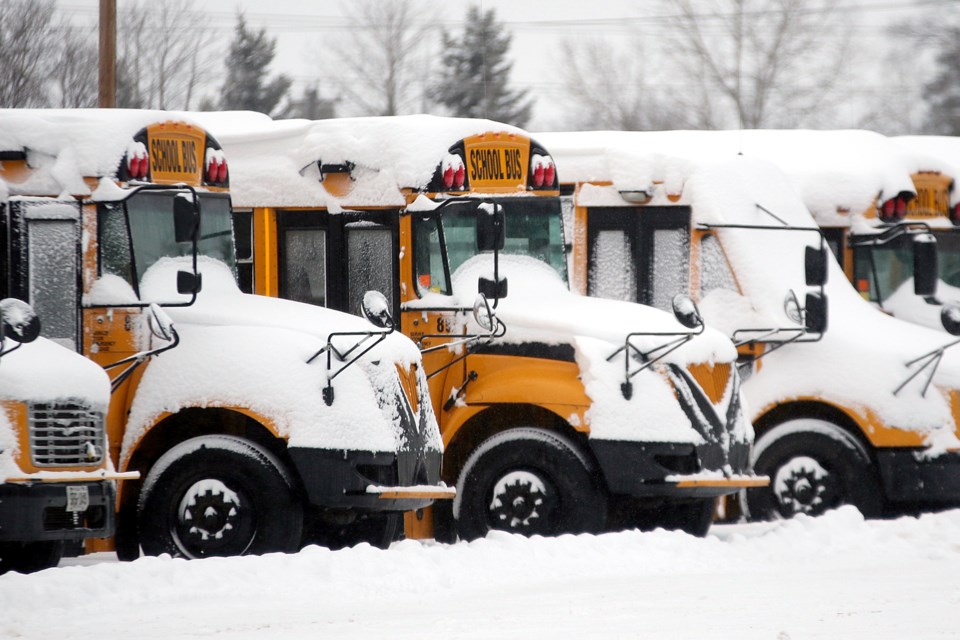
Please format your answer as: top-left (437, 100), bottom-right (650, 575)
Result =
top-left (539, 129), bottom-right (958, 227)
top-left (895, 135), bottom-right (960, 206)
top-left (193, 113), bottom-right (528, 209)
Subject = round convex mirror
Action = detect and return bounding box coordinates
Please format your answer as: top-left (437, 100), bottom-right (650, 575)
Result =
top-left (0, 298), bottom-right (41, 344)
top-left (473, 294), bottom-right (495, 332)
top-left (942, 304), bottom-right (960, 336)
top-left (783, 290), bottom-right (803, 325)
top-left (671, 294), bottom-right (703, 330)
top-left (361, 291), bottom-right (393, 329)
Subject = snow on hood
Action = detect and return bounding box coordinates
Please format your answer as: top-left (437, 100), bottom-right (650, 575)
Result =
top-left (193, 113), bottom-right (528, 209)
top-left (84, 257), bottom-right (434, 460)
top-left (540, 132), bottom-right (960, 441)
top-left (0, 109), bottom-right (217, 197)
top-left (412, 253), bottom-right (738, 444)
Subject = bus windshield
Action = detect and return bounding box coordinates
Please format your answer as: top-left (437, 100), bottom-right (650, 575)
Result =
top-left (855, 230), bottom-right (960, 305)
top-left (99, 190), bottom-right (237, 298)
top-left (412, 197), bottom-right (566, 297)
top-left (935, 230), bottom-right (960, 289)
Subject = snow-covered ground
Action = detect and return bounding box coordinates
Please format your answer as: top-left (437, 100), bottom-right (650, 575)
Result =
top-left (3, 507), bottom-right (959, 639)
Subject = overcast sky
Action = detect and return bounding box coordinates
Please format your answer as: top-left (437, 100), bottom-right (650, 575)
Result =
top-left (56, 0), bottom-right (934, 129)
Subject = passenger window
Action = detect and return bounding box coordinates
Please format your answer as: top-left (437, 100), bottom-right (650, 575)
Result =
top-left (282, 228), bottom-right (326, 307)
top-left (650, 227), bottom-right (690, 312)
top-left (346, 225), bottom-right (394, 317)
top-left (589, 228), bottom-right (637, 302)
top-left (699, 234), bottom-right (737, 298)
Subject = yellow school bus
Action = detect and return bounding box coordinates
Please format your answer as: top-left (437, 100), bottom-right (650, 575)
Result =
top-left (0, 110), bottom-right (449, 559)
top-left (540, 129), bottom-right (960, 520)
top-left (0, 298), bottom-right (134, 573)
top-left (204, 114), bottom-right (766, 540)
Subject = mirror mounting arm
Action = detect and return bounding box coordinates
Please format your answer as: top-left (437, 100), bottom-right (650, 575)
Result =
top-left (421, 318), bottom-right (507, 380)
top-left (103, 327), bottom-right (180, 394)
top-left (893, 336), bottom-right (960, 398)
top-left (307, 325), bottom-right (395, 406)
top-left (609, 324), bottom-right (705, 400)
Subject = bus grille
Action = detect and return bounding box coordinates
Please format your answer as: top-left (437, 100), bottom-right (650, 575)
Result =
top-left (28, 402), bottom-right (105, 467)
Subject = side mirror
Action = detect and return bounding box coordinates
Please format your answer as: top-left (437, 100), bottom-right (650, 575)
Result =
top-left (805, 245), bottom-right (828, 287)
top-left (941, 304), bottom-right (960, 336)
top-left (0, 298), bottom-right (41, 344)
top-left (473, 294), bottom-right (496, 332)
top-left (177, 270), bottom-right (202, 295)
top-left (361, 291), bottom-right (393, 329)
top-left (478, 276), bottom-right (508, 301)
top-left (672, 294), bottom-right (703, 330)
top-left (476, 203), bottom-right (505, 252)
top-left (804, 291), bottom-right (828, 334)
top-left (913, 233), bottom-right (938, 298)
top-left (146, 303), bottom-right (175, 341)
top-left (174, 196), bottom-right (198, 244)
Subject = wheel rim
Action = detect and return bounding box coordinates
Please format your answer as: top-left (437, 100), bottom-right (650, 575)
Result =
top-left (487, 470), bottom-right (558, 535)
top-left (772, 455), bottom-right (838, 517)
top-left (172, 478), bottom-right (256, 558)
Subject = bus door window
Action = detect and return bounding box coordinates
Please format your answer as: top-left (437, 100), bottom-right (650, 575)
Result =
top-left (698, 233), bottom-right (738, 299)
top-left (345, 221), bottom-right (397, 318)
top-left (586, 206), bottom-right (691, 311)
top-left (276, 211), bottom-right (327, 307)
top-left (232, 209), bottom-right (254, 294)
top-left (412, 214), bottom-right (451, 296)
top-left (10, 200), bottom-right (81, 350)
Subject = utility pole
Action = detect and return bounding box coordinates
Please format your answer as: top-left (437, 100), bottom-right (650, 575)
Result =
top-left (99, 0), bottom-right (116, 108)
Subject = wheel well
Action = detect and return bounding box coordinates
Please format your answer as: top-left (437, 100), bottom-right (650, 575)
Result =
top-left (753, 401), bottom-right (875, 461)
top-left (119, 408), bottom-right (293, 522)
top-left (442, 404), bottom-right (594, 485)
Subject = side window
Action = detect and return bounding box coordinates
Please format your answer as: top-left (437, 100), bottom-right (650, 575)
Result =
top-left (589, 228), bottom-right (637, 302)
top-left (281, 227), bottom-right (326, 306)
top-left (413, 214), bottom-right (450, 295)
top-left (699, 234), bottom-right (737, 299)
top-left (346, 225), bottom-right (394, 317)
top-left (649, 226), bottom-right (690, 312)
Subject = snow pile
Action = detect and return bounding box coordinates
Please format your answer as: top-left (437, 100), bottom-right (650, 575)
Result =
top-left (4, 507), bottom-right (960, 639)
top-left (195, 113), bottom-right (528, 208)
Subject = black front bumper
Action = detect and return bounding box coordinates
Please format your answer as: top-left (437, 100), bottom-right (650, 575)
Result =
top-left (288, 447), bottom-right (445, 512)
top-left (877, 449), bottom-right (960, 505)
top-left (589, 439), bottom-right (756, 498)
top-left (0, 480), bottom-right (115, 542)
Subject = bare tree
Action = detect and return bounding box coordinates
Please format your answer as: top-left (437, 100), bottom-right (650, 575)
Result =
top-left (116, 0), bottom-right (216, 109)
top-left (664, 0), bottom-right (855, 129)
top-left (558, 37), bottom-right (690, 130)
top-left (331, 0), bottom-right (436, 116)
top-left (53, 25), bottom-right (99, 108)
top-left (0, 0), bottom-right (60, 107)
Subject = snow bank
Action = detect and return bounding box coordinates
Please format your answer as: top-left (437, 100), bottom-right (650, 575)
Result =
top-left (4, 507), bottom-right (960, 639)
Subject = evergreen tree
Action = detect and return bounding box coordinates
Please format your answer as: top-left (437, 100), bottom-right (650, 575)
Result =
top-left (924, 25), bottom-right (960, 135)
top-left (220, 14), bottom-right (291, 115)
top-left (431, 6), bottom-right (533, 126)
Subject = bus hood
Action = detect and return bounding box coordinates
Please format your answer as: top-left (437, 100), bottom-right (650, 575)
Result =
top-left (0, 336), bottom-right (109, 409)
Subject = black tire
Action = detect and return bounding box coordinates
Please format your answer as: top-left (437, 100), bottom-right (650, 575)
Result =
top-left (609, 497), bottom-right (715, 537)
top-left (454, 428), bottom-right (607, 541)
top-left (0, 541), bottom-right (64, 574)
top-left (302, 512), bottom-right (403, 550)
top-left (743, 419), bottom-right (884, 520)
top-left (138, 435), bottom-right (303, 559)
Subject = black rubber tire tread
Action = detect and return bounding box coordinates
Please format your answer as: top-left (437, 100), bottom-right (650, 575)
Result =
top-left (0, 541), bottom-right (64, 574)
top-left (138, 435), bottom-right (303, 558)
top-left (744, 422), bottom-right (884, 521)
top-left (454, 427), bottom-right (607, 541)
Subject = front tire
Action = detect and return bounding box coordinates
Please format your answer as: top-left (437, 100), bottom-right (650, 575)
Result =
top-left (454, 428), bottom-right (607, 541)
top-left (743, 419), bottom-right (884, 520)
top-left (0, 541), bottom-right (64, 574)
top-left (138, 435), bottom-right (303, 559)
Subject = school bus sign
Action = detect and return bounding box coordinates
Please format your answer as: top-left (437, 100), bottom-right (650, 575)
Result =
top-left (463, 133), bottom-right (530, 192)
top-left (146, 122), bottom-right (205, 185)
